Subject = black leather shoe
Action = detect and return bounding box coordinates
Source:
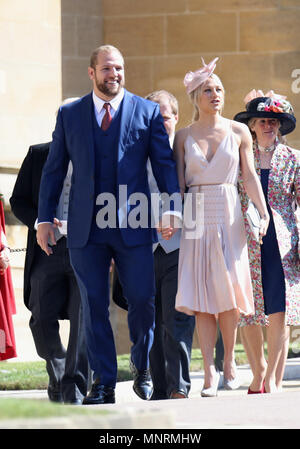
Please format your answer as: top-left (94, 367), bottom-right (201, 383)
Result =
top-left (130, 360), bottom-right (153, 400)
top-left (169, 389), bottom-right (188, 399)
top-left (64, 398), bottom-right (83, 405)
top-left (82, 380), bottom-right (115, 405)
top-left (47, 383), bottom-right (63, 403)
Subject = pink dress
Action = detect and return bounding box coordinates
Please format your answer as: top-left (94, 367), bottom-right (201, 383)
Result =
top-left (175, 122), bottom-right (254, 316)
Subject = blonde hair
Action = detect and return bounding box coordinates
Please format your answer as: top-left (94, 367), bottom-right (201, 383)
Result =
top-left (247, 117), bottom-right (287, 144)
top-left (188, 74), bottom-right (225, 122)
top-left (145, 90), bottom-right (178, 116)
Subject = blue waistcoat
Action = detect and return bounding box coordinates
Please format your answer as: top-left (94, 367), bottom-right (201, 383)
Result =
top-left (89, 102), bottom-right (122, 242)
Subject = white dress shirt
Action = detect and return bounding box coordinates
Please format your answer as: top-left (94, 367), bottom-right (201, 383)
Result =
top-left (92, 89), bottom-right (124, 127)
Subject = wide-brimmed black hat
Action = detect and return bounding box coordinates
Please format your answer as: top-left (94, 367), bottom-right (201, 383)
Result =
top-left (234, 96), bottom-right (296, 136)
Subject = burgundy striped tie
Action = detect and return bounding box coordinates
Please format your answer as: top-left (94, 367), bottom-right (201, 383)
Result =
top-left (101, 103), bottom-right (112, 131)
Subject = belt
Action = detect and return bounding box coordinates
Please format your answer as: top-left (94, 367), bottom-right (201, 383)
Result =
top-left (189, 183), bottom-right (236, 188)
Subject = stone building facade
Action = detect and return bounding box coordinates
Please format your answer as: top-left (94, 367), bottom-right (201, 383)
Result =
top-left (1, 0), bottom-right (300, 358)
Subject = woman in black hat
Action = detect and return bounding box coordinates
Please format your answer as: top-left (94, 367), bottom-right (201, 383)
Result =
top-left (234, 90), bottom-right (300, 394)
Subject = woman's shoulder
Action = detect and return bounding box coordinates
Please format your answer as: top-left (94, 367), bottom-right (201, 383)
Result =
top-left (231, 119), bottom-right (249, 136)
top-left (174, 126), bottom-right (190, 146)
top-left (229, 118), bottom-right (252, 148)
top-left (175, 126), bottom-right (190, 137)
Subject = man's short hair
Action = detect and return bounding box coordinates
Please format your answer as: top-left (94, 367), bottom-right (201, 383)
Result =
top-left (90, 45), bottom-right (124, 69)
top-left (145, 90), bottom-right (178, 116)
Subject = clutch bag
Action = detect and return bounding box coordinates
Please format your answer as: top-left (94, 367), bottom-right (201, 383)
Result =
top-left (246, 201), bottom-right (261, 242)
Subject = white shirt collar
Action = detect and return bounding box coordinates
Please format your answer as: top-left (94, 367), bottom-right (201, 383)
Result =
top-left (92, 88), bottom-right (125, 114)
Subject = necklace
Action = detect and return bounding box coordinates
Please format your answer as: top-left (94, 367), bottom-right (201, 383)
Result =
top-left (257, 143), bottom-right (275, 153)
top-left (255, 141), bottom-right (275, 169)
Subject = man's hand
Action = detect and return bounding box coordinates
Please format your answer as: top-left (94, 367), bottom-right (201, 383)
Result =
top-left (53, 218), bottom-right (62, 229)
top-left (156, 214), bottom-right (181, 241)
top-left (36, 222), bottom-right (56, 255)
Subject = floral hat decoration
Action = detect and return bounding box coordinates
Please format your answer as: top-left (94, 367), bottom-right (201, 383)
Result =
top-left (183, 57), bottom-right (219, 94)
top-left (234, 89), bottom-right (296, 135)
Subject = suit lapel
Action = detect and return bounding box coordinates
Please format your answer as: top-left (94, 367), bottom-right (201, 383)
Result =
top-left (80, 93), bottom-right (95, 170)
top-left (118, 89), bottom-right (136, 161)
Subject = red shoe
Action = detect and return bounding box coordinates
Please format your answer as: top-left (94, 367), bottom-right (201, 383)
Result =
top-left (247, 380), bottom-right (265, 394)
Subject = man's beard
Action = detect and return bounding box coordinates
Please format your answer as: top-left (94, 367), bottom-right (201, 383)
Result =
top-left (96, 79), bottom-right (123, 97)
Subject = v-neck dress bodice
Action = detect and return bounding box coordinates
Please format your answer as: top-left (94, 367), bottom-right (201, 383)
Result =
top-left (184, 132), bottom-right (240, 186)
top-left (175, 124), bottom-right (254, 316)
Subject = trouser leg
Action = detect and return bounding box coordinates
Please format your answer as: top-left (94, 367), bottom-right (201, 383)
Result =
top-left (69, 243), bottom-right (117, 387)
top-left (159, 248), bottom-right (195, 396)
top-left (149, 268), bottom-right (168, 397)
top-left (29, 244), bottom-right (68, 388)
top-left (114, 240), bottom-right (155, 371)
top-left (61, 266), bottom-right (89, 401)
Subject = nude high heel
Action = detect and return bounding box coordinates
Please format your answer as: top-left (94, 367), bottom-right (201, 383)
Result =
top-left (223, 362), bottom-right (240, 390)
top-left (201, 372), bottom-right (221, 397)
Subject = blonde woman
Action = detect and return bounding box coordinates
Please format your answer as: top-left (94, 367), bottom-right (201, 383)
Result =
top-left (174, 58), bottom-right (269, 397)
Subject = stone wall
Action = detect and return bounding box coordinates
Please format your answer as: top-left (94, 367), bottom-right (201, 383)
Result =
top-left (61, 0), bottom-right (103, 98)
top-left (0, 0), bottom-right (61, 170)
top-left (0, 0), bottom-right (62, 362)
top-left (99, 0), bottom-right (300, 149)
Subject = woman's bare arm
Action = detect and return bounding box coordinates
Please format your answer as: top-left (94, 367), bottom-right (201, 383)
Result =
top-left (233, 121), bottom-right (270, 239)
top-left (173, 127), bottom-right (188, 199)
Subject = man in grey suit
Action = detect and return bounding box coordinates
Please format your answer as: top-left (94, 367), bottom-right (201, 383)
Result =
top-left (146, 91), bottom-right (195, 400)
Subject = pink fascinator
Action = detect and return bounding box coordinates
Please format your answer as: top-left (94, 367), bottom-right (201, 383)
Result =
top-left (183, 57), bottom-right (219, 94)
top-left (243, 89), bottom-right (287, 105)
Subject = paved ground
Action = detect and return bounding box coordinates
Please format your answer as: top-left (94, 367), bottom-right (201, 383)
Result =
top-left (1, 358), bottom-right (300, 429)
top-left (4, 263), bottom-right (300, 430)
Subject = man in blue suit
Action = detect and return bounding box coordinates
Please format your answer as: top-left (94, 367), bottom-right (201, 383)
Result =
top-left (36, 45), bottom-right (181, 404)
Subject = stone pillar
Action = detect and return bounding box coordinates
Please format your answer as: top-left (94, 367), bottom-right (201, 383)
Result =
top-left (0, 0), bottom-right (62, 361)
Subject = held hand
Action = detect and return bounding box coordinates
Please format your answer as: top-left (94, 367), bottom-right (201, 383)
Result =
top-left (157, 225), bottom-right (177, 240)
top-left (259, 216), bottom-right (269, 245)
top-left (36, 222), bottom-right (56, 255)
top-left (53, 218), bottom-right (62, 228)
top-left (156, 215), bottom-right (180, 241)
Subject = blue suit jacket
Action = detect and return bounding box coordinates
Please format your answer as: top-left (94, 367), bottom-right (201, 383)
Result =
top-left (38, 90), bottom-right (180, 248)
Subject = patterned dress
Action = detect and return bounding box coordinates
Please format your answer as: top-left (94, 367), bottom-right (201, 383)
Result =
top-left (239, 143), bottom-right (300, 327)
